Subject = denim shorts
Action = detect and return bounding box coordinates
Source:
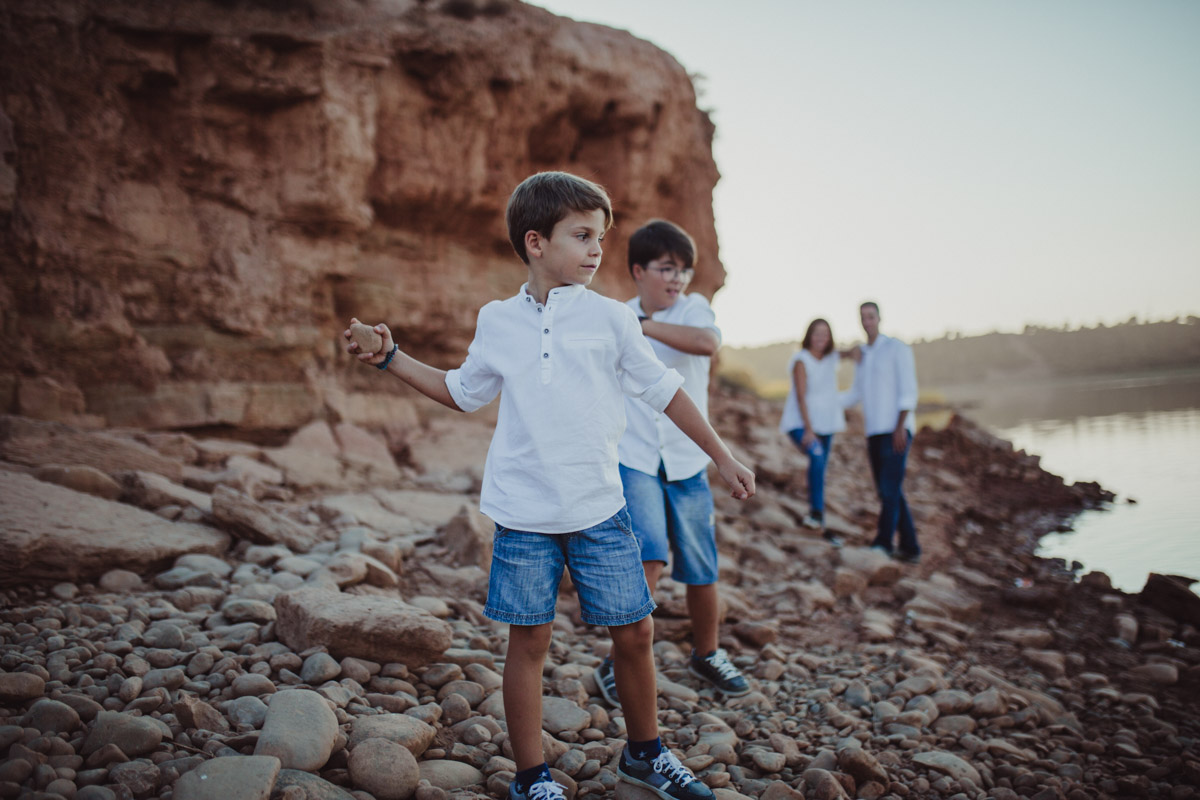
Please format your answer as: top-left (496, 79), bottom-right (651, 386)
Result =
top-left (620, 463), bottom-right (718, 585)
top-left (483, 507), bottom-right (656, 627)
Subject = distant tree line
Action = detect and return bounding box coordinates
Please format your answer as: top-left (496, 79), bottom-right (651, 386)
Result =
top-left (719, 317), bottom-right (1200, 395)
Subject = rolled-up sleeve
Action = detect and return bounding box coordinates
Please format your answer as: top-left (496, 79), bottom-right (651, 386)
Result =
top-left (616, 307), bottom-right (685, 412)
top-left (896, 343), bottom-right (918, 411)
top-left (445, 322), bottom-right (501, 413)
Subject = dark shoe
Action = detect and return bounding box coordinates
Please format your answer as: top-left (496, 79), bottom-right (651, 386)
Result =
top-left (619, 748), bottom-right (714, 800)
top-left (509, 776), bottom-right (566, 800)
top-left (893, 550), bottom-right (921, 565)
top-left (593, 655), bottom-right (620, 707)
top-left (822, 530), bottom-right (844, 548)
top-left (687, 648), bottom-right (750, 696)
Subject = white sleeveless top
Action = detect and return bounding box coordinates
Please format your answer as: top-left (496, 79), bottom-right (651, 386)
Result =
top-left (779, 349), bottom-right (846, 435)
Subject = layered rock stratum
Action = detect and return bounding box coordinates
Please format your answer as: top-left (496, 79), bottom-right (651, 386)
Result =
top-left (0, 0), bottom-right (721, 432)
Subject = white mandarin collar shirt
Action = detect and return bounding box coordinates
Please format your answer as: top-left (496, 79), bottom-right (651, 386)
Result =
top-left (445, 283), bottom-right (684, 533)
top-left (841, 333), bottom-right (918, 436)
top-left (618, 294), bottom-right (721, 481)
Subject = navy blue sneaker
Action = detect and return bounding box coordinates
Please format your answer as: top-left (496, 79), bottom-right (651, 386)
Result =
top-left (509, 776), bottom-right (566, 800)
top-left (619, 748), bottom-right (713, 800)
top-left (593, 654), bottom-right (620, 707)
top-left (687, 648), bottom-right (750, 696)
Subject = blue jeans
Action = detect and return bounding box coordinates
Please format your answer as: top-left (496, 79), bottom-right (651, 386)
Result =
top-left (867, 432), bottom-right (919, 556)
top-left (620, 463), bottom-right (718, 585)
top-left (483, 507), bottom-right (656, 627)
top-left (786, 429), bottom-right (834, 519)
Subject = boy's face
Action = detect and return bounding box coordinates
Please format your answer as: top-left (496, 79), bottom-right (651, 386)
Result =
top-left (632, 253), bottom-right (691, 313)
top-left (527, 208), bottom-right (606, 289)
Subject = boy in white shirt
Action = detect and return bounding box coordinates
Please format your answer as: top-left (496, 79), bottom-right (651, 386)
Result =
top-left (346, 175), bottom-right (754, 800)
top-left (593, 220), bottom-right (750, 705)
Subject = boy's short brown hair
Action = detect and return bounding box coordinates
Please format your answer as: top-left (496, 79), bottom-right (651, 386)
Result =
top-left (506, 172), bottom-right (614, 264)
top-left (627, 219), bottom-right (696, 276)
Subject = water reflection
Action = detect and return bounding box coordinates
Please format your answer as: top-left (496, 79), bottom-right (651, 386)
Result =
top-left (940, 371), bottom-right (1200, 594)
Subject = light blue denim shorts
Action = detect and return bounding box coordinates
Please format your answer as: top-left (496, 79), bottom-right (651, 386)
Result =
top-left (483, 507), bottom-right (656, 627)
top-left (620, 463), bottom-right (718, 585)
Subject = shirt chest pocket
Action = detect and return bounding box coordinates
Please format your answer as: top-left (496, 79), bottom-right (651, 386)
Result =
top-left (561, 337), bottom-right (617, 373)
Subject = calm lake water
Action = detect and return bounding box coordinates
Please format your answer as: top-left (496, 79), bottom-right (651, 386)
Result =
top-left (944, 369), bottom-right (1200, 594)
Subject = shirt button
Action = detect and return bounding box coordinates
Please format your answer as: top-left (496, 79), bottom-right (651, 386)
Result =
top-left (543, 353), bottom-right (549, 358)
top-left (537, 308), bottom-right (542, 313)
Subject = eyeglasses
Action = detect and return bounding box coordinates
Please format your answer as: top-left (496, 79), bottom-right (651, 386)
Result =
top-left (647, 265), bottom-right (695, 283)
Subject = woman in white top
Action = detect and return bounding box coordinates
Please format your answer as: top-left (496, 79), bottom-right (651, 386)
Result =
top-left (779, 318), bottom-right (846, 545)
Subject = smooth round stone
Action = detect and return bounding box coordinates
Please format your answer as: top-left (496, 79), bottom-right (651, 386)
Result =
top-left (228, 696), bottom-right (270, 728)
top-left (176, 554), bottom-right (233, 578)
top-left (349, 738), bottom-right (419, 800)
top-left (26, 699), bottom-right (81, 734)
top-left (301, 653), bottom-right (341, 684)
top-left (232, 674), bottom-right (277, 698)
top-left (142, 625), bottom-right (185, 650)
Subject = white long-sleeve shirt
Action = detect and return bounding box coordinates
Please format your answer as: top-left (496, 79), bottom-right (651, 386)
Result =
top-left (618, 294), bottom-right (720, 481)
top-left (445, 283), bottom-right (684, 533)
top-left (841, 333), bottom-right (918, 436)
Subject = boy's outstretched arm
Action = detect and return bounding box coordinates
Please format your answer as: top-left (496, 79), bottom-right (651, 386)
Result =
top-left (662, 388), bottom-right (755, 500)
top-left (344, 318), bottom-right (462, 411)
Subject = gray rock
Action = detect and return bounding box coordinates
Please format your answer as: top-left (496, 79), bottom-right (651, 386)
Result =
top-left (837, 747), bottom-right (887, 786)
top-left (228, 696), bottom-right (270, 728)
top-left (173, 754), bottom-right (281, 800)
top-left (911, 751), bottom-right (982, 786)
top-left (269, 769), bottom-right (356, 800)
top-left (301, 653), bottom-right (341, 684)
top-left (274, 587), bottom-right (453, 668)
top-left (143, 624), bottom-right (186, 650)
top-left (255, 689), bottom-right (338, 771)
top-left (0, 671), bottom-right (46, 702)
top-left (348, 714), bottom-right (436, 756)
top-left (76, 787), bottom-right (117, 800)
top-left (348, 737), bottom-right (420, 800)
top-left (541, 696), bottom-right (592, 735)
top-left (82, 711), bottom-right (163, 758)
top-left (843, 680), bottom-right (871, 708)
top-left (419, 759), bottom-right (485, 790)
top-left (222, 599), bottom-right (277, 624)
top-left (26, 698), bottom-right (80, 733)
top-left (176, 553), bottom-right (233, 577)
top-left (232, 674), bottom-right (277, 698)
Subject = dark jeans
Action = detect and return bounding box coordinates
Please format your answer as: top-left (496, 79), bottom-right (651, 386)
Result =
top-left (786, 429), bottom-right (834, 519)
top-left (867, 432), bottom-right (919, 556)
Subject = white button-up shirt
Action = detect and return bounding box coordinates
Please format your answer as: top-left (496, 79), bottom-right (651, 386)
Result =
top-left (841, 333), bottom-right (918, 436)
top-left (618, 294), bottom-right (720, 481)
top-left (445, 283), bottom-right (685, 533)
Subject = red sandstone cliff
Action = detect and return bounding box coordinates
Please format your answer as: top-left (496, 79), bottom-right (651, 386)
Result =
top-left (0, 0), bottom-right (723, 432)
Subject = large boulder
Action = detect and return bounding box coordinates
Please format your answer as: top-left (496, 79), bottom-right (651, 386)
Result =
top-left (274, 587), bottom-right (453, 667)
top-left (174, 755), bottom-right (280, 800)
top-left (0, 470), bottom-right (228, 586)
top-left (212, 485), bottom-right (316, 551)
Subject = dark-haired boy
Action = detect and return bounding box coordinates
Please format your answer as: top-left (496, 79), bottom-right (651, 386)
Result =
top-left (593, 220), bottom-right (750, 707)
top-left (346, 175), bottom-right (755, 800)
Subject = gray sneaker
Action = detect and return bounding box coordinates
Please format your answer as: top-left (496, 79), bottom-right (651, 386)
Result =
top-left (619, 748), bottom-right (714, 800)
top-left (593, 655), bottom-right (620, 707)
top-left (509, 777), bottom-right (565, 800)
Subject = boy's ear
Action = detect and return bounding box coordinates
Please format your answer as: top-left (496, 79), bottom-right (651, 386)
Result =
top-left (524, 230), bottom-right (543, 259)
top-left (630, 263), bottom-right (645, 279)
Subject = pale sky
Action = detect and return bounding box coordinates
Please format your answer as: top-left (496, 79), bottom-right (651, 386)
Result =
top-left (532, 0), bottom-right (1200, 346)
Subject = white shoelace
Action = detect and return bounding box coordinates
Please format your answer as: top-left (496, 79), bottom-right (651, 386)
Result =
top-left (704, 648), bottom-right (742, 681)
top-left (528, 780), bottom-right (566, 800)
top-left (652, 750), bottom-right (696, 787)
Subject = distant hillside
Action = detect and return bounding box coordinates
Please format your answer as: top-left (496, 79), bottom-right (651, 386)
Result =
top-left (720, 317), bottom-right (1200, 397)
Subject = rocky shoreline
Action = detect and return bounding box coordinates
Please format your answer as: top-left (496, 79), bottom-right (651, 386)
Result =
top-left (1, 384), bottom-right (1197, 800)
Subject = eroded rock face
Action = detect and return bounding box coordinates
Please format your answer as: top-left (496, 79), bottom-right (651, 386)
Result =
top-left (0, 0), bottom-right (722, 432)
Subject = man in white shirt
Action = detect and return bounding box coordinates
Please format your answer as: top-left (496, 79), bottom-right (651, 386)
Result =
top-left (593, 220), bottom-right (751, 705)
top-left (842, 301), bottom-right (921, 563)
